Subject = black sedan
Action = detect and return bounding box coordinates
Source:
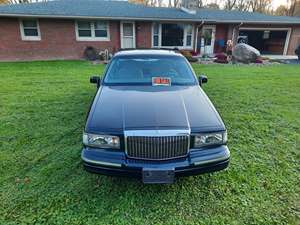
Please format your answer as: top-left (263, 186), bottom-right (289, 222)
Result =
top-left (82, 50), bottom-right (230, 184)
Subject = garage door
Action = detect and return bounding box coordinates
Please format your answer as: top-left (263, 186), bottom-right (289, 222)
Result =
top-left (238, 29), bottom-right (289, 55)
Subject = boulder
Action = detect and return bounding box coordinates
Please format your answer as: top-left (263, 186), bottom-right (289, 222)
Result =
top-left (232, 43), bottom-right (260, 63)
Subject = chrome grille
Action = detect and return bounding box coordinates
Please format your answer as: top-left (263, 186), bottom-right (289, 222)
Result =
top-left (125, 133), bottom-right (190, 160)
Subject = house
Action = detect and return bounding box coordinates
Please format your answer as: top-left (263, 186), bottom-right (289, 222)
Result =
top-left (0, 0), bottom-right (300, 61)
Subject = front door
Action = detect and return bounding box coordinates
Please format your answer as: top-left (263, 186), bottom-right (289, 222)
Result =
top-left (121, 22), bottom-right (135, 49)
top-left (201, 25), bottom-right (216, 55)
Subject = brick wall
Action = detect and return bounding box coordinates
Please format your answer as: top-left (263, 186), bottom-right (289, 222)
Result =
top-left (214, 24), bottom-right (229, 53)
top-left (0, 18), bottom-right (121, 61)
top-left (0, 17), bottom-right (298, 61)
top-left (287, 26), bottom-right (300, 55)
top-left (136, 21), bottom-right (152, 48)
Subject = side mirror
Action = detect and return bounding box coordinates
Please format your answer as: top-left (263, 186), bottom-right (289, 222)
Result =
top-left (90, 76), bottom-right (101, 88)
top-left (199, 75), bottom-right (208, 86)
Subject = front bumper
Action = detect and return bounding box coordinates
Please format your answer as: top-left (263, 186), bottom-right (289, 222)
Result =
top-left (81, 145), bottom-right (230, 178)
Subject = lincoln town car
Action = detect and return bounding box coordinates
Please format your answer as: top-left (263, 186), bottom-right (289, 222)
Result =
top-left (81, 50), bottom-right (230, 183)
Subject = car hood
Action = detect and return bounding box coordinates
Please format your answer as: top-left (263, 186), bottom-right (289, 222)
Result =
top-left (86, 85), bottom-right (225, 133)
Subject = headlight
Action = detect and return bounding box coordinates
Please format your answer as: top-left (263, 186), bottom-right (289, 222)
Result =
top-left (83, 133), bottom-right (120, 149)
top-left (194, 131), bottom-right (227, 148)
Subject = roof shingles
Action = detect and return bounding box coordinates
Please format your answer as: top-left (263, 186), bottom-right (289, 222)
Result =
top-left (0, 0), bottom-right (299, 24)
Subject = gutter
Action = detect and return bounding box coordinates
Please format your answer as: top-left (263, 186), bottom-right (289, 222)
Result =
top-left (0, 13), bottom-right (300, 24)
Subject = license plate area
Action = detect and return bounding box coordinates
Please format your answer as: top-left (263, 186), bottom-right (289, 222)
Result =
top-left (142, 168), bottom-right (175, 184)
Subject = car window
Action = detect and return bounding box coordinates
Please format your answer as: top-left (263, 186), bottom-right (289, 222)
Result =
top-left (104, 55), bottom-right (197, 85)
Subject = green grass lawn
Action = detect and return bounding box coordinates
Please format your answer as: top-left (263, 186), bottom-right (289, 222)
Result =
top-left (0, 61), bottom-right (299, 225)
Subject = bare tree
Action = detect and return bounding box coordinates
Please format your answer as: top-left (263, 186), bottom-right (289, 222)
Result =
top-left (205, 2), bottom-right (219, 9)
top-left (235, 0), bottom-right (250, 11)
top-left (223, 0), bottom-right (299, 15)
top-left (274, 1), bottom-right (300, 16)
top-left (180, 0), bottom-right (206, 8)
top-left (248, 0), bottom-right (272, 13)
top-left (224, 0), bottom-right (272, 13)
top-left (286, 0), bottom-right (300, 16)
top-left (275, 5), bottom-right (288, 15)
top-left (129, 0), bottom-right (147, 5)
top-left (196, 0), bottom-right (205, 8)
top-left (8, 0), bottom-right (31, 3)
top-left (130, 0), bottom-right (167, 7)
top-left (172, 0), bottom-right (181, 7)
top-left (157, 0), bottom-right (163, 6)
top-left (149, 0), bottom-right (156, 6)
top-left (287, 0), bottom-right (296, 15)
top-left (294, 0), bottom-right (300, 16)
top-left (224, 0), bottom-right (237, 10)
top-left (6, 0), bottom-right (48, 3)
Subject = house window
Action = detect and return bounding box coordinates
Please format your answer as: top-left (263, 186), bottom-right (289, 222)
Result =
top-left (76, 20), bottom-right (109, 41)
top-left (152, 23), bottom-right (194, 49)
top-left (162, 24), bottom-right (184, 46)
top-left (95, 21), bottom-right (108, 38)
top-left (152, 23), bottom-right (159, 47)
top-left (77, 21), bottom-right (92, 37)
top-left (20, 19), bottom-right (41, 41)
top-left (185, 25), bottom-right (193, 46)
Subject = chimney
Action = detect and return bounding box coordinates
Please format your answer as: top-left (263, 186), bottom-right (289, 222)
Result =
top-left (181, 0), bottom-right (198, 10)
top-left (180, 6), bottom-right (196, 15)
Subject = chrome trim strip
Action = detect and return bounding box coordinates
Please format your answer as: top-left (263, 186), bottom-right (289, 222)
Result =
top-left (81, 155), bottom-right (122, 167)
top-left (124, 129), bottom-right (190, 137)
top-left (193, 149), bottom-right (230, 166)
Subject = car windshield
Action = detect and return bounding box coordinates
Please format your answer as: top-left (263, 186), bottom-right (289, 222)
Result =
top-left (103, 55), bottom-right (197, 85)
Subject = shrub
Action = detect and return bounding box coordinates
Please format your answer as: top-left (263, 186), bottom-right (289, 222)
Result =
top-left (187, 56), bottom-right (198, 62)
top-left (180, 50), bottom-right (192, 58)
top-left (214, 52), bottom-right (228, 64)
top-left (191, 50), bottom-right (198, 56)
top-left (214, 58), bottom-right (228, 64)
top-left (84, 46), bottom-right (98, 61)
top-left (180, 50), bottom-right (198, 62)
top-left (214, 53), bottom-right (227, 60)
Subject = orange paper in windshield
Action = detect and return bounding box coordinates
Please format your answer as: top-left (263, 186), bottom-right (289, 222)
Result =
top-left (152, 77), bottom-right (171, 86)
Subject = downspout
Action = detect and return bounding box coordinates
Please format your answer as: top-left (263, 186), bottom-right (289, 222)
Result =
top-left (232, 22), bottom-right (243, 45)
top-left (194, 21), bottom-right (204, 53)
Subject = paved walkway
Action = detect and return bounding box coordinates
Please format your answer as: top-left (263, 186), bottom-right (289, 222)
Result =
top-left (262, 55), bottom-right (298, 60)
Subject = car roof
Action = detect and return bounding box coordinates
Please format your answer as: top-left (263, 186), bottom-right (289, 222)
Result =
top-left (114, 49), bottom-right (183, 58)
